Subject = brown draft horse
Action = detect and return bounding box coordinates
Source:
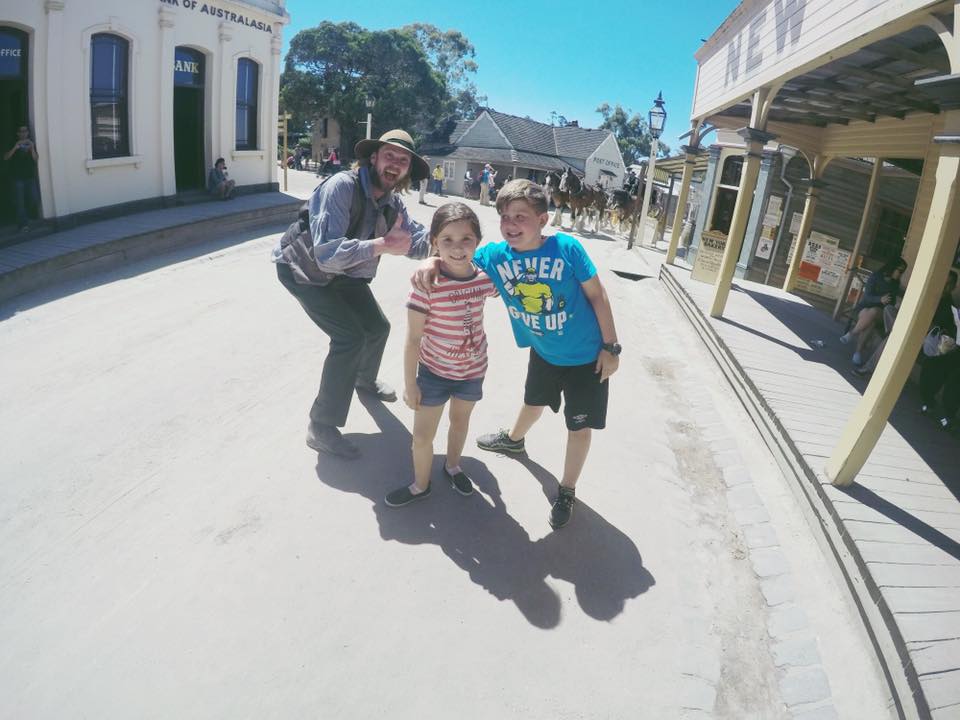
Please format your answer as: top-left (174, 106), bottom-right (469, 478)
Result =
top-left (544, 170), bottom-right (570, 226)
top-left (608, 181), bottom-right (662, 234)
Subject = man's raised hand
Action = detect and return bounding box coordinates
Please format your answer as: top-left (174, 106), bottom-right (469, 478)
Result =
top-left (380, 215), bottom-right (412, 256)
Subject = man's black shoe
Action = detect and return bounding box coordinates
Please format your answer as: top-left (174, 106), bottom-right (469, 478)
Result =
top-left (549, 487), bottom-right (576, 529)
top-left (356, 379), bottom-right (398, 402)
top-left (306, 423), bottom-right (360, 459)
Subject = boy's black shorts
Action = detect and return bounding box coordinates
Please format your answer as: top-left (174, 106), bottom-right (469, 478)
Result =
top-left (524, 349), bottom-right (608, 431)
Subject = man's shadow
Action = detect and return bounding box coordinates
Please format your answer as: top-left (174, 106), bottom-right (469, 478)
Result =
top-left (314, 396), bottom-right (655, 628)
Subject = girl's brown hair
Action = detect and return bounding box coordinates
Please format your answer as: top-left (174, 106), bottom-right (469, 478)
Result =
top-left (429, 202), bottom-right (482, 250)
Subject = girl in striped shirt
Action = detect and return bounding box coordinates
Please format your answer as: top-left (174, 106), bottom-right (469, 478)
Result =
top-left (385, 203), bottom-right (498, 507)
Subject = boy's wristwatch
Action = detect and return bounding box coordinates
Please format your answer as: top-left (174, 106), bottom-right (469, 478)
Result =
top-left (601, 342), bottom-right (622, 356)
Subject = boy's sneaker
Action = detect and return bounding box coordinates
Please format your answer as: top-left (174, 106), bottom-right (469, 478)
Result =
top-left (385, 484), bottom-right (431, 507)
top-left (476, 429), bottom-right (525, 455)
top-left (852, 351), bottom-right (863, 366)
top-left (549, 487), bottom-right (576, 529)
top-left (839, 332), bottom-right (852, 345)
top-left (444, 467), bottom-right (474, 496)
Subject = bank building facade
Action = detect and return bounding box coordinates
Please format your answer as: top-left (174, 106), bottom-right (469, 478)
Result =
top-left (0, 0), bottom-right (289, 231)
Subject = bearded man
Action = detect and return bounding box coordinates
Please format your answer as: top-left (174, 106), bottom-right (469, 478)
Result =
top-left (273, 129), bottom-right (431, 458)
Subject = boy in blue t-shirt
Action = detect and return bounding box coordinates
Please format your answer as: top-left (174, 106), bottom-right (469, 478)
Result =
top-left (415, 179), bottom-right (621, 528)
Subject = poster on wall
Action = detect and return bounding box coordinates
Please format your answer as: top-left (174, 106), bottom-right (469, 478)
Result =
top-left (789, 212), bottom-right (803, 235)
top-left (755, 226), bottom-right (775, 260)
top-left (793, 231), bottom-right (850, 299)
top-left (691, 232), bottom-right (728, 284)
top-left (763, 196), bottom-right (783, 228)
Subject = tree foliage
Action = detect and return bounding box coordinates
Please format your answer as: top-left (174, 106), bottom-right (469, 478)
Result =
top-left (402, 23), bottom-right (486, 120)
top-left (280, 22), bottom-right (449, 158)
top-left (596, 103), bottom-right (671, 166)
top-left (280, 21), bottom-right (487, 158)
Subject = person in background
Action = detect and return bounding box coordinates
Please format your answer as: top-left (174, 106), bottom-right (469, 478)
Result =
top-left (4, 125), bottom-right (40, 232)
top-left (917, 270), bottom-right (960, 427)
top-left (432, 163), bottom-right (445, 196)
top-left (207, 157), bottom-right (236, 200)
top-left (854, 270), bottom-right (957, 379)
top-left (419, 155), bottom-right (430, 204)
top-left (840, 256), bottom-right (907, 365)
top-left (479, 164), bottom-right (495, 206)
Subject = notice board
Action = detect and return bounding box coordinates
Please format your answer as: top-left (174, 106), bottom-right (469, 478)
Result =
top-left (790, 231), bottom-right (851, 299)
top-left (691, 231), bottom-right (728, 284)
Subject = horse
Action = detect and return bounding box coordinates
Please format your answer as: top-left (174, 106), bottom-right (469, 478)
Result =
top-left (591, 184), bottom-right (609, 232)
top-left (544, 170), bottom-right (571, 226)
top-left (607, 183), bottom-right (663, 234)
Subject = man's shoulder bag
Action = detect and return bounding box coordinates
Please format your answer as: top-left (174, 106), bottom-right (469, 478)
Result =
top-left (280, 170), bottom-right (387, 286)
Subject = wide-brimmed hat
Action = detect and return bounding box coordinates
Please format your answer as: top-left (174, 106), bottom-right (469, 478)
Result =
top-left (354, 129), bottom-right (430, 183)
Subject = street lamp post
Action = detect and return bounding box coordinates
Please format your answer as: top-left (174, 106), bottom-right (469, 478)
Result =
top-left (364, 96), bottom-right (375, 140)
top-left (629, 92), bottom-right (667, 250)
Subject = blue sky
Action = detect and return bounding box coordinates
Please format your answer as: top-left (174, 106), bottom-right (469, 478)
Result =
top-left (281, 1), bottom-right (738, 153)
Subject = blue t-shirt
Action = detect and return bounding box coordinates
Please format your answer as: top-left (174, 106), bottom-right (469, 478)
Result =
top-left (474, 232), bottom-right (601, 366)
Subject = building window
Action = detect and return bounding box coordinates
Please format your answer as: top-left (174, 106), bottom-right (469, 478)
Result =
top-left (236, 59), bottom-right (259, 150)
top-left (90, 33), bottom-right (130, 159)
top-left (710, 155), bottom-right (744, 235)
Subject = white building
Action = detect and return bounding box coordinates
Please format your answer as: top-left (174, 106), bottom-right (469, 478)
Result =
top-left (0, 0), bottom-right (289, 230)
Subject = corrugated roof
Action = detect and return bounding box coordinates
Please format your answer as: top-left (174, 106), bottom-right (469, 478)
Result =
top-left (446, 147), bottom-right (518, 164)
top-left (486, 110), bottom-right (558, 155)
top-left (449, 120), bottom-right (474, 144)
top-left (476, 109), bottom-right (614, 162)
top-left (512, 150), bottom-right (568, 171)
top-left (444, 146), bottom-right (571, 171)
top-left (553, 125), bottom-right (610, 159)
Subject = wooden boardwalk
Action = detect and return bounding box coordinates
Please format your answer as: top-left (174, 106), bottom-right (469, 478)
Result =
top-left (660, 261), bottom-right (959, 720)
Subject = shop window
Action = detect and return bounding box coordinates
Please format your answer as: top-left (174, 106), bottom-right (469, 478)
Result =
top-left (710, 155), bottom-right (743, 235)
top-left (236, 59), bottom-right (259, 150)
top-left (870, 205), bottom-right (910, 262)
top-left (90, 33), bottom-right (130, 159)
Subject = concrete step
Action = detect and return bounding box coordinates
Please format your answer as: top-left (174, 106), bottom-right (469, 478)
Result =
top-left (0, 200), bottom-right (298, 305)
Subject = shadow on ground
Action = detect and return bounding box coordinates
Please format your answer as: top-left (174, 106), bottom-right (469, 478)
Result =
top-left (314, 395), bottom-right (655, 629)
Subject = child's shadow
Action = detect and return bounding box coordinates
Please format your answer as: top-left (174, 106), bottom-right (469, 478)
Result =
top-left (315, 396), bottom-right (654, 627)
top-left (516, 456), bottom-right (657, 621)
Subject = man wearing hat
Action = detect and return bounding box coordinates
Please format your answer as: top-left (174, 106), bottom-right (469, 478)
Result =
top-left (273, 129), bottom-right (432, 458)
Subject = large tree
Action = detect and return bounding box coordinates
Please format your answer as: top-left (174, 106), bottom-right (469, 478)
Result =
top-left (402, 23), bottom-right (486, 120)
top-left (596, 103), bottom-right (671, 166)
top-left (280, 22), bottom-right (449, 158)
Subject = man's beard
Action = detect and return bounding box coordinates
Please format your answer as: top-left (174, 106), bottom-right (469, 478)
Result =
top-left (370, 164), bottom-right (404, 191)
